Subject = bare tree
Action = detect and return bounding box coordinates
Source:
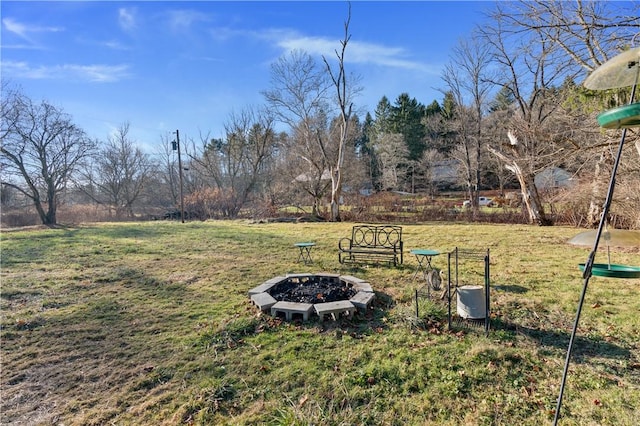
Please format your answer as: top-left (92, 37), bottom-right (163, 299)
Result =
top-left (338, 114), bottom-right (370, 195)
top-left (78, 122), bottom-right (152, 218)
top-left (287, 119), bottom-right (332, 215)
top-left (374, 133), bottom-right (408, 191)
top-left (502, 0), bottom-right (639, 72)
top-left (322, 4), bottom-right (359, 221)
top-left (0, 81), bottom-right (18, 141)
top-left (483, 0), bottom-right (639, 226)
top-left (155, 132), bottom-right (183, 211)
top-left (513, 0), bottom-right (640, 226)
top-left (479, 2), bottom-right (587, 225)
top-left (192, 107), bottom-right (277, 218)
top-left (1, 90), bottom-right (96, 226)
top-left (262, 5), bottom-right (359, 221)
top-left (413, 148), bottom-right (444, 195)
top-left (441, 38), bottom-right (494, 212)
top-left (263, 49), bottom-right (333, 217)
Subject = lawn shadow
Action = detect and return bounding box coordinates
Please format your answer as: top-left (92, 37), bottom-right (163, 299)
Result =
top-left (1, 265), bottom-right (196, 425)
top-left (493, 319), bottom-right (632, 362)
top-left (92, 266), bottom-right (196, 302)
top-left (492, 284), bottom-right (528, 294)
top-left (85, 223), bottom-right (172, 240)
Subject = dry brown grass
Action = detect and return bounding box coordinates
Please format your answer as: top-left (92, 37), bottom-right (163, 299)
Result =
top-left (1, 220), bottom-right (639, 425)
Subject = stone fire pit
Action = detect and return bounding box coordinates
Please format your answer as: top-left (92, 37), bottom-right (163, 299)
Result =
top-left (248, 273), bottom-right (375, 321)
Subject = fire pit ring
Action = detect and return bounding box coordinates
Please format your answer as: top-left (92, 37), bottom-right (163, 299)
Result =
top-left (248, 273), bottom-right (375, 321)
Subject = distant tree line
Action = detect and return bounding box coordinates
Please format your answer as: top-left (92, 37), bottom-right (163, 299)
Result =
top-left (2, 1), bottom-right (639, 228)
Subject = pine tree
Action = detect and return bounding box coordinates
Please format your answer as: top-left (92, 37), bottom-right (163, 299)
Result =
top-left (389, 93), bottom-right (427, 161)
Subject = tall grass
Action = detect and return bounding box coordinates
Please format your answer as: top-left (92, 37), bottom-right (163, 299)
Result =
top-left (1, 220), bottom-right (639, 425)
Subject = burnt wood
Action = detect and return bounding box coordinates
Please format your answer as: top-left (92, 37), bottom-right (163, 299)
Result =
top-left (338, 224), bottom-right (403, 266)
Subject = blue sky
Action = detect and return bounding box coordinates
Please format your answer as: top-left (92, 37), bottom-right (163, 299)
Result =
top-left (1, 1), bottom-right (493, 150)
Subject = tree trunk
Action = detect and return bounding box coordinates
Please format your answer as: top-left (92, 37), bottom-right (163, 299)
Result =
top-left (587, 149), bottom-right (610, 227)
top-left (488, 146), bottom-right (552, 226)
top-left (329, 168), bottom-right (342, 222)
top-left (312, 196), bottom-right (320, 217)
top-left (322, 5), bottom-right (352, 222)
top-left (506, 163), bottom-right (550, 225)
top-left (44, 200), bottom-right (57, 226)
top-left (43, 183), bottom-right (58, 226)
top-left (33, 197), bottom-right (48, 225)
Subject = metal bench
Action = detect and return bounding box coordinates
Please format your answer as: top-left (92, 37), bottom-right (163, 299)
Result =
top-left (338, 224), bottom-right (403, 266)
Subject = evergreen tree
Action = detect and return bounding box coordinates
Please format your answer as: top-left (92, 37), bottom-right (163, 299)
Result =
top-left (488, 86), bottom-right (515, 112)
top-left (437, 92), bottom-right (459, 154)
top-left (441, 91), bottom-right (457, 120)
top-left (425, 100), bottom-right (442, 116)
top-left (422, 99), bottom-right (453, 155)
top-left (360, 112), bottom-right (381, 190)
top-left (373, 96), bottom-right (392, 135)
top-left (389, 93), bottom-right (427, 161)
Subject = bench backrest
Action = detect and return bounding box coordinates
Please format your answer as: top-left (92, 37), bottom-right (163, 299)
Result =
top-left (351, 225), bottom-right (402, 249)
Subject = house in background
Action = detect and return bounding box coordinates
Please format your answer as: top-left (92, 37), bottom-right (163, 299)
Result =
top-left (535, 167), bottom-right (576, 189)
top-left (430, 159), bottom-right (460, 190)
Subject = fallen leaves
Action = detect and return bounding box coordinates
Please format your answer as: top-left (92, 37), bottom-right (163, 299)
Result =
top-left (298, 395), bottom-right (308, 407)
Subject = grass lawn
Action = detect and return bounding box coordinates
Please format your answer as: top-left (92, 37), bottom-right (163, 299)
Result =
top-left (1, 220), bottom-right (639, 425)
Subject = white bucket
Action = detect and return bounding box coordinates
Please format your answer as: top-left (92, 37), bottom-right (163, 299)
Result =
top-left (457, 285), bottom-right (486, 319)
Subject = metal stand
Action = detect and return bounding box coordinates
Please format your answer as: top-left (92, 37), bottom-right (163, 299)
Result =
top-left (554, 83), bottom-right (638, 425)
top-left (294, 242), bottom-right (315, 265)
top-left (446, 248), bottom-right (491, 335)
top-left (412, 249), bottom-right (440, 305)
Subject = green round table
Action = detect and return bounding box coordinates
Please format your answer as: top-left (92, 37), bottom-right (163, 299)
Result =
top-left (294, 242), bottom-right (315, 265)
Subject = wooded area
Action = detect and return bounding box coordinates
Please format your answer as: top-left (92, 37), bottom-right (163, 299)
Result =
top-left (2, 1), bottom-right (639, 228)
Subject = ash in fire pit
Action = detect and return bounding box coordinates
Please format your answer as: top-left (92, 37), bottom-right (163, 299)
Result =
top-left (248, 273), bottom-right (375, 321)
top-left (269, 274), bottom-right (356, 304)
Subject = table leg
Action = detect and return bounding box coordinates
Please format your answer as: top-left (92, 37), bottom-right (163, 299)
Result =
top-left (413, 255), bottom-right (432, 281)
top-left (412, 256), bottom-right (425, 280)
top-left (413, 255), bottom-right (435, 296)
top-left (298, 246), bottom-right (313, 264)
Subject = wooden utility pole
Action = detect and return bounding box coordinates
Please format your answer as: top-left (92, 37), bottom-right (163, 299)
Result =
top-left (173, 129), bottom-right (185, 223)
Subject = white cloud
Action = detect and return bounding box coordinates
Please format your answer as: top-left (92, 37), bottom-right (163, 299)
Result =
top-left (349, 40), bottom-right (437, 72)
top-left (2, 61), bottom-right (131, 83)
top-left (257, 28), bottom-right (438, 73)
top-left (207, 26), bottom-right (246, 43)
top-left (118, 8), bottom-right (136, 32)
top-left (76, 64), bottom-right (131, 82)
top-left (2, 17), bottom-right (63, 47)
top-left (102, 40), bottom-right (131, 50)
top-left (3, 18), bottom-right (31, 39)
top-left (277, 35), bottom-right (335, 57)
top-left (166, 9), bottom-right (210, 32)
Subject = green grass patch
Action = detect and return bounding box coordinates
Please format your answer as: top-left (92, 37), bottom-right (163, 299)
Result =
top-left (1, 220), bottom-right (639, 425)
